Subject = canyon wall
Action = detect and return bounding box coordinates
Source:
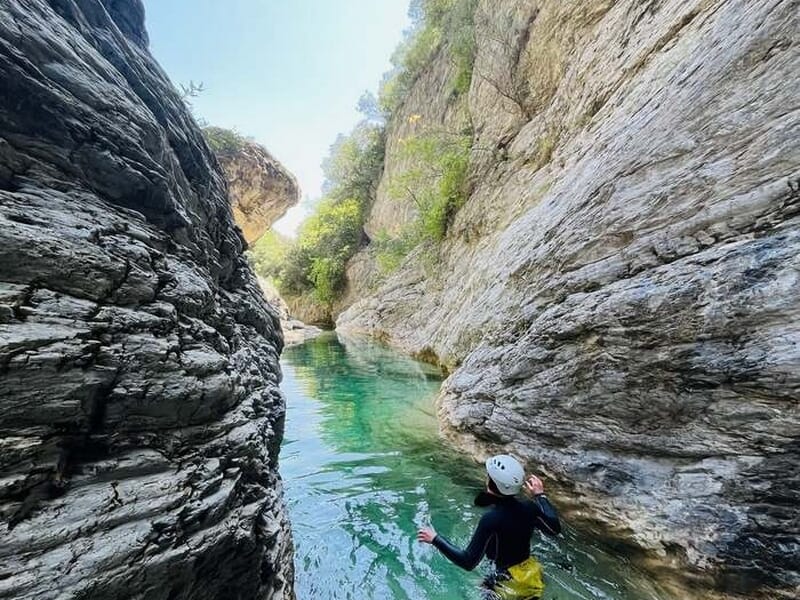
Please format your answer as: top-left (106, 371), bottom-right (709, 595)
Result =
top-left (338, 0), bottom-right (799, 597)
top-left (0, 1), bottom-right (293, 599)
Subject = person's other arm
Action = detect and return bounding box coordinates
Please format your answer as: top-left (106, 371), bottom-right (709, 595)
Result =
top-left (417, 514), bottom-right (496, 571)
top-left (524, 475), bottom-right (561, 536)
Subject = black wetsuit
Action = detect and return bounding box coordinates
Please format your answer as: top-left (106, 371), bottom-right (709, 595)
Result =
top-left (432, 493), bottom-right (561, 572)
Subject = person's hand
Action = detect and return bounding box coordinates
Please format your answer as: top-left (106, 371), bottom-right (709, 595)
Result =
top-left (523, 474), bottom-right (545, 496)
top-left (417, 527), bottom-right (437, 544)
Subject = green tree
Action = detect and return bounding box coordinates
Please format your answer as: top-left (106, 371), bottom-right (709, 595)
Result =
top-left (378, 0), bottom-right (478, 114)
top-left (322, 123), bottom-right (385, 204)
top-left (247, 230), bottom-right (290, 281)
top-left (357, 91), bottom-right (385, 124)
top-left (288, 198), bottom-right (364, 305)
top-left (277, 120), bottom-right (385, 305)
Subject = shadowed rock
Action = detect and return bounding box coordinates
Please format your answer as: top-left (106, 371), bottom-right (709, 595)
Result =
top-left (0, 1), bottom-right (293, 599)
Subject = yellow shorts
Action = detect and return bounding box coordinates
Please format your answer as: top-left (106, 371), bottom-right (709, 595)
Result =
top-left (490, 557), bottom-right (545, 600)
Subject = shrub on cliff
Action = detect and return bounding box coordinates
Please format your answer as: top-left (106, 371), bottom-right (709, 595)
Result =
top-left (449, 0), bottom-right (478, 95)
top-left (372, 129), bottom-right (471, 276)
top-left (203, 126), bottom-right (250, 155)
top-left (389, 131), bottom-right (471, 242)
top-left (373, 229), bottom-right (418, 275)
top-left (379, 0), bottom-right (478, 115)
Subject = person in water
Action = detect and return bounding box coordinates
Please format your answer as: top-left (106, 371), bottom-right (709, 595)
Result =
top-left (417, 455), bottom-right (561, 600)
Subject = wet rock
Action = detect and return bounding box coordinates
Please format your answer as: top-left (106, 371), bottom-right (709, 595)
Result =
top-left (0, 1), bottom-right (293, 599)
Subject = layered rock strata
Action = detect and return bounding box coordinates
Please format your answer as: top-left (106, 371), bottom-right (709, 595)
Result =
top-left (0, 1), bottom-right (293, 598)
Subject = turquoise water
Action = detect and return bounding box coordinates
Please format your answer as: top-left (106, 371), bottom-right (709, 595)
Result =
top-left (279, 333), bottom-right (668, 600)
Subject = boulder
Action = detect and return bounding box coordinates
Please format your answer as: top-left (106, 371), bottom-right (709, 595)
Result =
top-left (207, 128), bottom-right (299, 246)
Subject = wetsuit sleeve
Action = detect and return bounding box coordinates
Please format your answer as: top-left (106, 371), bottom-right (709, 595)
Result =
top-left (530, 494), bottom-right (561, 536)
top-left (432, 514), bottom-right (496, 571)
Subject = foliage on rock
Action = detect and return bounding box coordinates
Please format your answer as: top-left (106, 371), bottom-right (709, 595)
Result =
top-left (276, 123), bottom-right (385, 305)
top-left (390, 130), bottom-right (472, 242)
top-left (203, 126), bottom-right (251, 155)
top-left (379, 0), bottom-right (479, 115)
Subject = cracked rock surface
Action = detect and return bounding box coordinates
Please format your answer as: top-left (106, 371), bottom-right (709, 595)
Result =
top-left (338, 0), bottom-right (799, 597)
top-left (0, 1), bottom-right (293, 598)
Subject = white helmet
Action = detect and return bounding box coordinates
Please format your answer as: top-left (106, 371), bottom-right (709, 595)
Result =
top-left (485, 454), bottom-right (524, 495)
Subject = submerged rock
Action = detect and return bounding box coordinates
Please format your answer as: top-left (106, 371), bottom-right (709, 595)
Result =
top-left (338, 0), bottom-right (799, 596)
top-left (0, 1), bottom-right (293, 599)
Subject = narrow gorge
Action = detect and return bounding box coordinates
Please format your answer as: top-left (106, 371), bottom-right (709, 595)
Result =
top-left (1, 1), bottom-right (798, 600)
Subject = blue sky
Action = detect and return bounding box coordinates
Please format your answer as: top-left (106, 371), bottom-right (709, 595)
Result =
top-left (142, 0), bottom-right (410, 235)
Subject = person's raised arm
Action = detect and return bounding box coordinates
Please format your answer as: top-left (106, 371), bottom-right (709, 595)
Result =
top-left (523, 475), bottom-right (561, 537)
top-left (417, 514), bottom-right (495, 571)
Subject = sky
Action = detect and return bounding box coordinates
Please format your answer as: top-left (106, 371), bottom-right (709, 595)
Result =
top-left (142, 0), bottom-right (410, 236)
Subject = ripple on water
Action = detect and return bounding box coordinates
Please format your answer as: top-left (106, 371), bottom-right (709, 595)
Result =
top-left (279, 333), bottom-right (669, 600)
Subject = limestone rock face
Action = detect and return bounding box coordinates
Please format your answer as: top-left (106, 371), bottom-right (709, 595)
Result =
top-left (338, 0), bottom-right (799, 596)
top-left (212, 136), bottom-right (299, 245)
top-left (0, 2), bottom-right (293, 599)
